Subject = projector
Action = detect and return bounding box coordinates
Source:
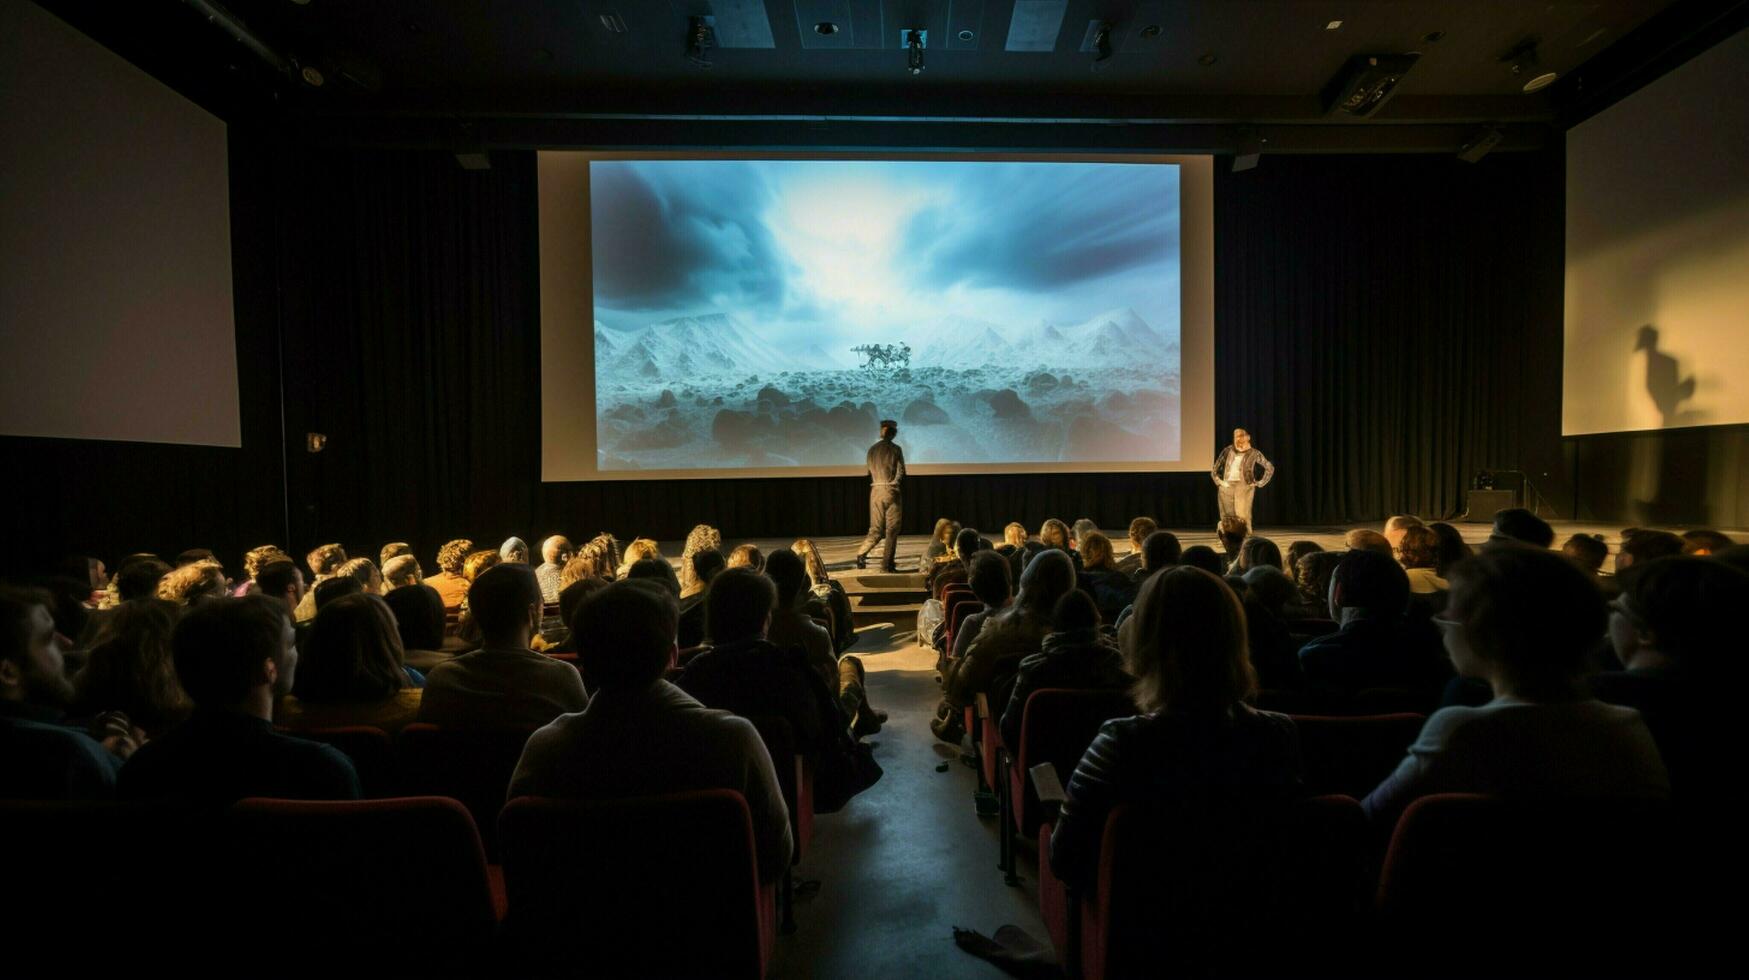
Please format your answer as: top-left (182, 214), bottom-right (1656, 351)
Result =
top-left (1322, 53), bottom-right (1420, 117)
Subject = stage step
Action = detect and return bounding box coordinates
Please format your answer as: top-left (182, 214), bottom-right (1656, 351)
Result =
top-left (842, 572), bottom-right (929, 629)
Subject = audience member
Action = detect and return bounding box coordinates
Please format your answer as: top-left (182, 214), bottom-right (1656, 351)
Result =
top-left (1299, 548), bottom-right (1446, 697)
top-left (280, 593), bottom-right (421, 732)
top-left (1292, 550), bottom-right (1343, 618)
top-left (379, 542), bottom-right (413, 567)
top-left (1617, 527), bottom-right (1685, 572)
top-left (120, 596), bottom-right (359, 804)
top-left (382, 554), bottom-right (422, 589)
top-left (616, 538), bottom-right (664, 579)
top-left (1132, 530), bottom-right (1182, 585)
top-left (463, 549), bottom-right (502, 582)
top-left (1488, 507), bottom-right (1554, 549)
top-left (1076, 531), bottom-right (1138, 623)
top-left (1037, 519), bottom-right (1079, 568)
top-left (157, 561), bottom-right (228, 607)
top-left (419, 564), bottom-right (587, 728)
top-left (335, 557), bottom-right (384, 595)
top-left (1, 587), bottom-right (138, 798)
top-left (925, 518), bottom-right (956, 564)
top-left (1383, 515), bottom-right (1424, 550)
top-left (1000, 590), bottom-right (1130, 750)
top-left (1179, 545), bottom-right (1225, 577)
top-left (71, 599), bottom-right (191, 737)
top-left (236, 545), bottom-right (289, 596)
top-left (1361, 548), bottom-right (1669, 824)
top-left (935, 550), bottom-right (1076, 742)
top-left (1284, 540), bottom-right (1323, 578)
top-left (535, 535), bottom-right (574, 603)
top-left (926, 527), bottom-right (982, 599)
top-left (425, 538), bottom-right (475, 611)
top-left (679, 524), bottom-right (723, 597)
top-left (679, 568), bottom-right (827, 756)
top-left (1239, 566), bottom-right (1307, 690)
top-left (509, 580), bottom-right (793, 884)
top-left (311, 574), bottom-right (363, 613)
top-left (950, 551), bottom-right (1015, 663)
top-left (1342, 528), bottom-right (1393, 555)
top-left (1070, 518), bottom-right (1099, 553)
top-left (1216, 517), bottom-right (1250, 570)
top-left (677, 549), bottom-right (726, 649)
top-left (1680, 529), bottom-right (1734, 556)
top-left (769, 549), bottom-right (882, 735)
top-left (1116, 517), bottom-right (1158, 576)
top-left (383, 582), bottom-right (452, 672)
top-left (296, 543), bottom-right (347, 622)
top-left (1396, 525), bottom-right (1449, 594)
top-left (1234, 535), bottom-right (1282, 574)
top-left (997, 522), bottom-right (1035, 581)
top-left (1427, 522), bottom-right (1473, 578)
top-left (1562, 533), bottom-right (1609, 577)
top-left (792, 538), bottom-right (856, 653)
top-left (623, 556), bottom-right (681, 597)
top-left (726, 543), bottom-right (765, 572)
top-left (254, 560), bottom-right (304, 619)
top-left (176, 548), bottom-right (218, 568)
top-left (499, 537), bottom-right (530, 564)
top-left (1049, 567), bottom-right (1302, 888)
top-left (114, 556), bottom-right (172, 603)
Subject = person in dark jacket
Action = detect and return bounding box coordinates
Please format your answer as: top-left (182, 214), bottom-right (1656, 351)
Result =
top-left (853, 420), bottom-right (906, 572)
top-left (1000, 590), bottom-right (1132, 750)
top-left (1298, 549), bottom-right (1448, 698)
top-left (1074, 532), bottom-right (1138, 623)
top-left (1049, 566), bottom-right (1302, 889)
top-left (1239, 566), bottom-right (1307, 691)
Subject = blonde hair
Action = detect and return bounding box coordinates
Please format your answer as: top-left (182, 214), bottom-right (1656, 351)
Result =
top-left (462, 549), bottom-right (502, 582)
top-left (616, 538), bottom-right (663, 579)
top-left (1003, 523), bottom-right (1028, 548)
top-left (436, 539), bottom-right (474, 574)
top-left (932, 518), bottom-right (955, 545)
top-left (791, 539), bottom-right (830, 586)
top-left (157, 561), bottom-right (227, 606)
top-left (727, 543), bottom-right (765, 571)
top-left (1039, 519), bottom-right (1071, 550)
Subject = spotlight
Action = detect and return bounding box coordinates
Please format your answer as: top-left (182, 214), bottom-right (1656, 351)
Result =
top-left (686, 16), bottom-right (715, 69)
top-left (904, 28), bottom-right (926, 75)
top-left (1500, 37), bottom-right (1557, 93)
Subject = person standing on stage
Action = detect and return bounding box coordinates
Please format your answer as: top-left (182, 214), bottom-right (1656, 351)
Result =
top-left (1212, 428), bottom-right (1274, 527)
top-left (855, 420), bottom-right (906, 572)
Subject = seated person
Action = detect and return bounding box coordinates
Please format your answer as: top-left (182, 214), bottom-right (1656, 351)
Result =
top-left (1595, 556), bottom-right (1749, 805)
top-left (1036, 519), bottom-right (1081, 569)
top-left (792, 538), bottom-right (855, 654)
top-left (676, 549), bottom-right (726, 649)
top-left (1076, 532), bottom-right (1139, 624)
top-left (418, 564), bottom-right (587, 728)
top-left (546, 575), bottom-right (609, 656)
top-left (623, 556), bottom-right (681, 598)
top-left (277, 593), bottom-right (422, 733)
top-left (1232, 536), bottom-right (1283, 575)
top-left (383, 582), bottom-right (453, 672)
top-left (535, 535), bottom-right (574, 604)
top-left (509, 580), bottom-right (792, 884)
top-left (1485, 507), bottom-right (1554, 550)
top-left (1238, 567), bottom-right (1307, 691)
top-left (311, 574), bottom-right (363, 614)
top-left (1562, 533), bottom-right (1609, 579)
top-left (933, 550), bottom-right (1077, 743)
top-left (1343, 528), bottom-right (1393, 555)
top-left (1131, 529), bottom-right (1182, 584)
top-left (295, 543), bottom-right (347, 623)
top-left (926, 527), bottom-right (983, 599)
top-left (1383, 515), bottom-right (1424, 551)
top-left (950, 551), bottom-right (1015, 663)
top-left (1, 587), bottom-right (139, 798)
top-left (995, 522), bottom-right (1031, 583)
top-left (767, 549), bottom-right (884, 736)
top-left (382, 554), bottom-right (422, 591)
top-left (725, 543), bottom-right (765, 573)
top-left (120, 596), bottom-right (359, 804)
top-left (924, 518), bottom-right (957, 565)
top-left (1050, 567), bottom-right (1303, 888)
top-left (1115, 517), bottom-right (1158, 577)
top-left (1361, 547), bottom-right (1669, 826)
top-left (424, 538), bottom-right (475, 613)
top-left (1179, 545), bottom-right (1226, 577)
top-left (1616, 527), bottom-right (1685, 572)
top-left (1216, 517), bottom-right (1250, 572)
top-left (71, 598), bottom-right (191, 738)
top-left (1000, 590), bottom-right (1131, 750)
top-left (675, 568), bottom-right (831, 760)
top-left (1299, 549), bottom-right (1447, 697)
top-left (1397, 525), bottom-right (1450, 596)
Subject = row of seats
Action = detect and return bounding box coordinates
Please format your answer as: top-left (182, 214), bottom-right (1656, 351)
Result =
top-left (3, 791), bottom-right (777, 978)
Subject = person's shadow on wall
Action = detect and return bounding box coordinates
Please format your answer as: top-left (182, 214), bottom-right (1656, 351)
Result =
top-left (1631, 324), bottom-right (1711, 525)
top-left (1635, 325), bottom-right (1707, 428)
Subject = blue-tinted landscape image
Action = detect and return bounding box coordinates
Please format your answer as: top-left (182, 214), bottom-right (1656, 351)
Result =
top-left (589, 159), bottom-right (1181, 470)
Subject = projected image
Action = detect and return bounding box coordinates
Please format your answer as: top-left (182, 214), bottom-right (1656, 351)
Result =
top-left (588, 159), bottom-right (1181, 471)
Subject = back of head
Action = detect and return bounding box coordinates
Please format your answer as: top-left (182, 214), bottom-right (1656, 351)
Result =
top-left (705, 567), bottom-right (777, 644)
top-left (116, 557), bottom-right (173, 602)
top-left (468, 563), bottom-right (542, 642)
top-left (1680, 529), bottom-right (1735, 556)
top-left (1620, 527), bottom-right (1686, 568)
top-left (382, 554), bottom-right (423, 588)
top-left (967, 551), bottom-right (1014, 606)
top-left (1446, 548), bottom-right (1606, 694)
top-left (1238, 536), bottom-right (1282, 572)
top-left (243, 545), bottom-right (289, 581)
top-left (1071, 519), bottom-right (1098, 549)
top-left (1039, 519), bottom-right (1071, 550)
top-left (335, 557), bottom-right (380, 592)
top-left (1141, 530), bottom-right (1182, 570)
top-left (74, 598), bottom-right (188, 729)
top-left (463, 549), bottom-right (502, 582)
top-left (1297, 550), bottom-right (1345, 604)
top-left (1384, 515), bottom-right (1424, 533)
top-left (312, 574), bottom-right (363, 612)
top-left (726, 543), bottom-right (765, 572)
top-left (1285, 540), bottom-right (1323, 572)
top-left (1331, 548), bottom-right (1411, 618)
top-left (436, 539), bottom-right (474, 575)
top-left (1217, 517), bottom-right (1249, 551)
top-left (1396, 525), bottom-right (1441, 570)
top-left (1428, 522), bottom-right (1474, 575)
top-left (933, 518), bottom-right (955, 544)
top-left (307, 543), bottom-right (347, 577)
top-left (574, 580), bottom-right (679, 689)
top-left (1561, 533), bottom-right (1609, 573)
top-left (624, 557), bottom-right (681, 598)
top-left (764, 548), bottom-right (808, 607)
top-left (379, 542), bottom-right (413, 567)
top-left (157, 561), bottom-right (228, 607)
top-left (541, 535), bottom-right (575, 566)
top-left (558, 575), bottom-right (610, 631)
top-left (1016, 548), bottom-right (1076, 615)
top-left (880, 419), bottom-right (897, 439)
top-left (1343, 528), bottom-right (1393, 555)
top-left (1127, 517), bottom-right (1158, 549)
top-left (1179, 545), bottom-right (1225, 576)
top-left (790, 539), bottom-right (828, 585)
top-left (177, 548), bottom-right (217, 568)
top-left (1125, 567), bottom-right (1254, 714)
top-left (1052, 588), bottom-right (1101, 632)
top-left (690, 548), bottom-right (727, 587)
top-left (1617, 557), bottom-right (1749, 673)
top-left (297, 593), bottom-right (407, 703)
top-left (255, 560), bottom-right (300, 599)
top-left (1491, 508), bottom-right (1555, 548)
top-left (1080, 531), bottom-right (1118, 571)
top-left (171, 595), bottom-right (289, 706)
top-left (953, 527), bottom-right (983, 563)
top-left (1242, 565), bottom-right (1296, 612)
top-left (499, 537), bottom-right (529, 564)
top-left (383, 583), bottom-right (445, 651)
top-left (1003, 523), bottom-right (1028, 548)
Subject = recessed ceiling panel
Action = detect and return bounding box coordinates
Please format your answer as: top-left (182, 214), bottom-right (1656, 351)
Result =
top-left (1005, 0), bottom-right (1066, 53)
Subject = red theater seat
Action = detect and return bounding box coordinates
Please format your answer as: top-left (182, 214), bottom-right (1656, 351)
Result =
top-left (1000, 688), bottom-right (1137, 882)
top-left (747, 713), bottom-right (814, 933)
top-left (944, 597), bottom-right (984, 659)
top-left (499, 791), bottom-right (777, 978)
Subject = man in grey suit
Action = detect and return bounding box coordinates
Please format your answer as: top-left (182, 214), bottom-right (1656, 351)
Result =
top-left (855, 420), bottom-right (905, 572)
top-left (1212, 428), bottom-right (1275, 527)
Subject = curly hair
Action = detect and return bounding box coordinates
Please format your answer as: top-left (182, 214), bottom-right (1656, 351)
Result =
top-left (680, 524), bottom-right (723, 593)
top-left (242, 545), bottom-right (289, 581)
top-left (436, 539), bottom-right (474, 575)
top-left (462, 549), bottom-right (502, 582)
top-left (157, 561), bottom-right (228, 606)
top-left (306, 543), bottom-right (347, 577)
top-left (616, 538), bottom-right (663, 579)
top-left (790, 539), bottom-right (831, 586)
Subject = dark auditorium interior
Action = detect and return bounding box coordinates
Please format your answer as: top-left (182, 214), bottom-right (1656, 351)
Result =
top-left (3, 1), bottom-right (1748, 977)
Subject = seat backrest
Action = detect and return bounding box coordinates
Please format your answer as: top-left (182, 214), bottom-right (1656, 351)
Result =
top-left (746, 714), bottom-right (809, 860)
top-left (1014, 689), bottom-right (1137, 832)
top-left (1376, 793), bottom-right (1677, 976)
top-left (1289, 712), bottom-right (1426, 798)
top-left (945, 598), bottom-right (984, 653)
top-left (225, 796), bottom-right (498, 967)
top-left (499, 791), bottom-right (767, 977)
top-left (1092, 795), bottom-right (1369, 979)
top-left (396, 723), bottom-right (537, 858)
top-left (939, 579), bottom-right (974, 604)
top-left (280, 725), bottom-right (397, 797)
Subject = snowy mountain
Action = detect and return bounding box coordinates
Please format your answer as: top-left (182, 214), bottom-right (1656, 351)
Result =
top-left (910, 314), bottom-right (1015, 368)
top-left (601, 313), bottom-right (797, 379)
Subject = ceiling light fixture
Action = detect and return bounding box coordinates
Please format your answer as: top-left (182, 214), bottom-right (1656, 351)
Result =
top-left (1500, 36), bottom-right (1557, 93)
top-left (814, 21), bottom-right (838, 36)
top-left (1326, 20), bottom-right (1343, 31)
top-left (905, 29), bottom-right (926, 75)
top-left (958, 29), bottom-right (975, 42)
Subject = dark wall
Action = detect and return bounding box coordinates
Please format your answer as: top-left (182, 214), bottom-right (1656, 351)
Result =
top-left (1567, 425), bottom-right (1749, 528)
top-left (4, 139), bottom-right (1579, 572)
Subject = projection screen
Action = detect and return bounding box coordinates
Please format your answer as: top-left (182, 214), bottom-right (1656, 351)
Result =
top-left (1564, 26), bottom-right (1749, 436)
top-left (539, 152), bottom-right (1213, 481)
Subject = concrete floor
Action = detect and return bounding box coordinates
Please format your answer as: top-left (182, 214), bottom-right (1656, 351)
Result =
top-left (766, 623), bottom-right (1047, 979)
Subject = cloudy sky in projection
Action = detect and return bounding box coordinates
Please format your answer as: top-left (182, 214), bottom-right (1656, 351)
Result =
top-left (589, 159), bottom-right (1180, 346)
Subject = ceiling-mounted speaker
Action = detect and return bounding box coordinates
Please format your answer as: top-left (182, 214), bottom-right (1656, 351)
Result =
top-left (1456, 125), bottom-right (1504, 163)
top-left (1321, 53), bottom-right (1419, 117)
